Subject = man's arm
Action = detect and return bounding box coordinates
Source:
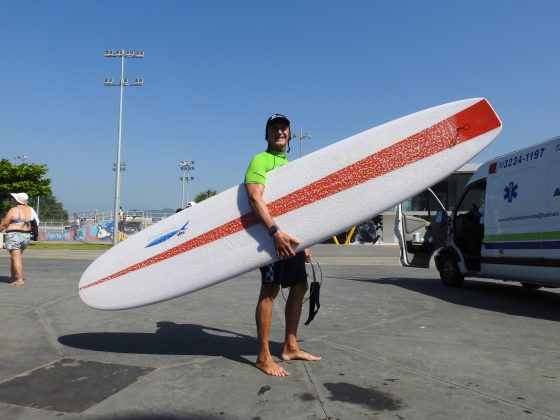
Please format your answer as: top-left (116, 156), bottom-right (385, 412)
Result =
top-left (245, 183), bottom-right (299, 259)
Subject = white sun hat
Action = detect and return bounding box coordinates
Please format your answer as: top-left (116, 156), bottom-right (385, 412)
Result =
top-left (10, 192), bottom-right (29, 204)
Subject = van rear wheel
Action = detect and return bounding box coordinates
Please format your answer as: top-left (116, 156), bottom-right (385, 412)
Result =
top-left (439, 254), bottom-right (464, 287)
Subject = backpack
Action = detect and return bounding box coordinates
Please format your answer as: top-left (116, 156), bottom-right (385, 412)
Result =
top-left (30, 219), bottom-right (39, 241)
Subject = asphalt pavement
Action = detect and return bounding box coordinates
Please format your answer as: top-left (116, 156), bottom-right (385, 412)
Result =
top-left (0, 244), bottom-right (559, 419)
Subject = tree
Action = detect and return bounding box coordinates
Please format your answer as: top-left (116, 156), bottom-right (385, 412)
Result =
top-left (0, 159), bottom-right (52, 215)
top-left (194, 189), bottom-right (218, 203)
top-left (28, 192), bottom-right (68, 221)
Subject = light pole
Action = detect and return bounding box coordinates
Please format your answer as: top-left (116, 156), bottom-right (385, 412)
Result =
top-left (179, 160), bottom-right (195, 208)
top-left (104, 49), bottom-right (144, 246)
top-left (298, 126), bottom-right (312, 157)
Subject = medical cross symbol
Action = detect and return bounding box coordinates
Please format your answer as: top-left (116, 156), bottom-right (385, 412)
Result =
top-left (504, 182), bottom-right (518, 203)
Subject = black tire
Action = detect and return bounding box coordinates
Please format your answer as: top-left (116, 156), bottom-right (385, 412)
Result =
top-left (521, 282), bottom-right (542, 290)
top-left (439, 254), bottom-right (464, 287)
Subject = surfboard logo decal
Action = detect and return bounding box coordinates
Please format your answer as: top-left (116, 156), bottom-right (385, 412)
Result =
top-left (80, 99), bottom-right (501, 292)
top-left (145, 221), bottom-right (190, 248)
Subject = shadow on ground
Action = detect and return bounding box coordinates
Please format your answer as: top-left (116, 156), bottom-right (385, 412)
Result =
top-left (0, 276), bottom-right (13, 284)
top-left (339, 276), bottom-right (560, 321)
top-left (59, 322), bottom-right (283, 368)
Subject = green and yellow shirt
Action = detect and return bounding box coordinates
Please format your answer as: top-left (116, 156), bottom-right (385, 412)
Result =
top-left (244, 150), bottom-right (288, 186)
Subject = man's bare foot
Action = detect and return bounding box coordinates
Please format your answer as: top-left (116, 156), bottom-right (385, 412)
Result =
top-left (8, 280), bottom-right (24, 286)
top-left (256, 358), bottom-right (289, 377)
top-left (280, 349), bottom-right (321, 362)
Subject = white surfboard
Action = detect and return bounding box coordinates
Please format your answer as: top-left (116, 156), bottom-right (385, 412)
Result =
top-left (79, 98), bottom-right (502, 310)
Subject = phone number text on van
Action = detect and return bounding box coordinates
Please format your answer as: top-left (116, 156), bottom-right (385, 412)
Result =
top-left (499, 147), bottom-right (545, 169)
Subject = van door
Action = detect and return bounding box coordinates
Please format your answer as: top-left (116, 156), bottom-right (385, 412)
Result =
top-left (451, 179), bottom-right (486, 271)
top-left (395, 188), bottom-right (449, 268)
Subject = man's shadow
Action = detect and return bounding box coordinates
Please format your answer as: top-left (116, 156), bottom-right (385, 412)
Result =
top-left (59, 322), bottom-right (283, 368)
top-left (0, 275), bottom-right (13, 284)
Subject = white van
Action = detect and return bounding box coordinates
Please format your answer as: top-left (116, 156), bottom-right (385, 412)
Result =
top-left (395, 135), bottom-right (560, 289)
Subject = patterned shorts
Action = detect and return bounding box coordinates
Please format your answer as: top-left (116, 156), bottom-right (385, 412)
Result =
top-left (5, 232), bottom-right (31, 251)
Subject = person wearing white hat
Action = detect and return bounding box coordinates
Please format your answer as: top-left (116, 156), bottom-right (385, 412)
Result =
top-left (0, 193), bottom-right (33, 286)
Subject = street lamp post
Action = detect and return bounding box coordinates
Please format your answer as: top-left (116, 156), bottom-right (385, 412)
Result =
top-left (104, 49), bottom-right (144, 246)
top-left (298, 126), bottom-right (311, 157)
top-left (179, 160), bottom-right (195, 208)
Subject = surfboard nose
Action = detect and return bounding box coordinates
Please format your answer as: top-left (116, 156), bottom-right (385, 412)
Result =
top-left (79, 281), bottom-right (107, 310)
top-left (79, 288), bottom-right (100, 309)
top-left (78, 266), bottom-right (117, 310)
top-left (79, 284), bottom-right (122, 310)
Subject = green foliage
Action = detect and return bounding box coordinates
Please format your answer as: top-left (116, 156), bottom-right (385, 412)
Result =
top-left (0, 159), bottom-right (52, 215)
top-left (28, 192), bottom-right (68, 221)
top-left (194, 189), bottom-right (218, 203)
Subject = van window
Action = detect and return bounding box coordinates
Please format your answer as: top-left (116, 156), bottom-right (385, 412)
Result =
top-left (455, 180), bottom-right (486, 216)
top-left (402, 173), bottom-right (473, 212)
top-left (402, 189), bottom-right (444, 213)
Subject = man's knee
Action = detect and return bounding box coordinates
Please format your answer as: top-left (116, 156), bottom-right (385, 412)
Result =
top-left (291, 281), bottom-right (308, 295)
top-left (260, 283), bottom-right (280, 299)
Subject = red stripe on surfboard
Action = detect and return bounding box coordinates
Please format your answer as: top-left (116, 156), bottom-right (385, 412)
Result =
top-left (80, 99), bottom-right (500, 291)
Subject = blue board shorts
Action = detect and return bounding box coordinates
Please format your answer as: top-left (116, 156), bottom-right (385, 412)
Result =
top-left (5, 231), bottom-right (31, 251)
top-left (260, 251), bottom-right (308, 288)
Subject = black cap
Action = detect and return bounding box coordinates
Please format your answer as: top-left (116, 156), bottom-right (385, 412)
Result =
top-left (265, 114), bottom-right (290, 140)
top-left (266, 114), bottom-right (290, 129)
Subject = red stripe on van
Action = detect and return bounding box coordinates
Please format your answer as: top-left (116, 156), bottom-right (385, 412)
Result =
top-left (80, 99), bottom-right (500, 291)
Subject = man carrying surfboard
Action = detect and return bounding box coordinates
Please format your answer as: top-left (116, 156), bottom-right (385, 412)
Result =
top-left (245, 113), bottom-right (321, 377)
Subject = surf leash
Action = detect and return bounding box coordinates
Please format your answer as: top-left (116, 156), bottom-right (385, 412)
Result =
top-left (279, 259), bottom-right (322, 325)
top-left (304, 260), bottom-right (322, 325)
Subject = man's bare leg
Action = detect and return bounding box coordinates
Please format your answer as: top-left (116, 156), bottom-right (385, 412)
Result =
top-left (255, 283), bottom-right (289, 376)
top-left (281, 281), bottom-right (321, 362)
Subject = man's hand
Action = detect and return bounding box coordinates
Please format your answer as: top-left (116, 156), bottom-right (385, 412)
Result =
top-left (304, 248), bottom-right (312, 263)
top-left (273, 230), bottom-right (299, 259)
top-left (245, 183), bottom-right (301, 259)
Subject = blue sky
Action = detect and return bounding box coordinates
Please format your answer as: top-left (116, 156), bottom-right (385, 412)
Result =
top-left (1, 1), bottom-right (559, 214)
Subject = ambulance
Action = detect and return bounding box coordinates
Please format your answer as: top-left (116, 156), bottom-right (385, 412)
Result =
top-left (395, 135), bottom-right (560, 289)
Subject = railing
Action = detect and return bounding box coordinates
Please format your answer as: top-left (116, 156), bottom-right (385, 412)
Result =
top-left (147, 212), bottom-right (175, 222)
top-left (37, 210), bottom-right (175, 233)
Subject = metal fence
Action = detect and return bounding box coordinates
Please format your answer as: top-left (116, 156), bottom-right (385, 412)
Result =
top-left (38, 210), bottom-right (174, 235)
